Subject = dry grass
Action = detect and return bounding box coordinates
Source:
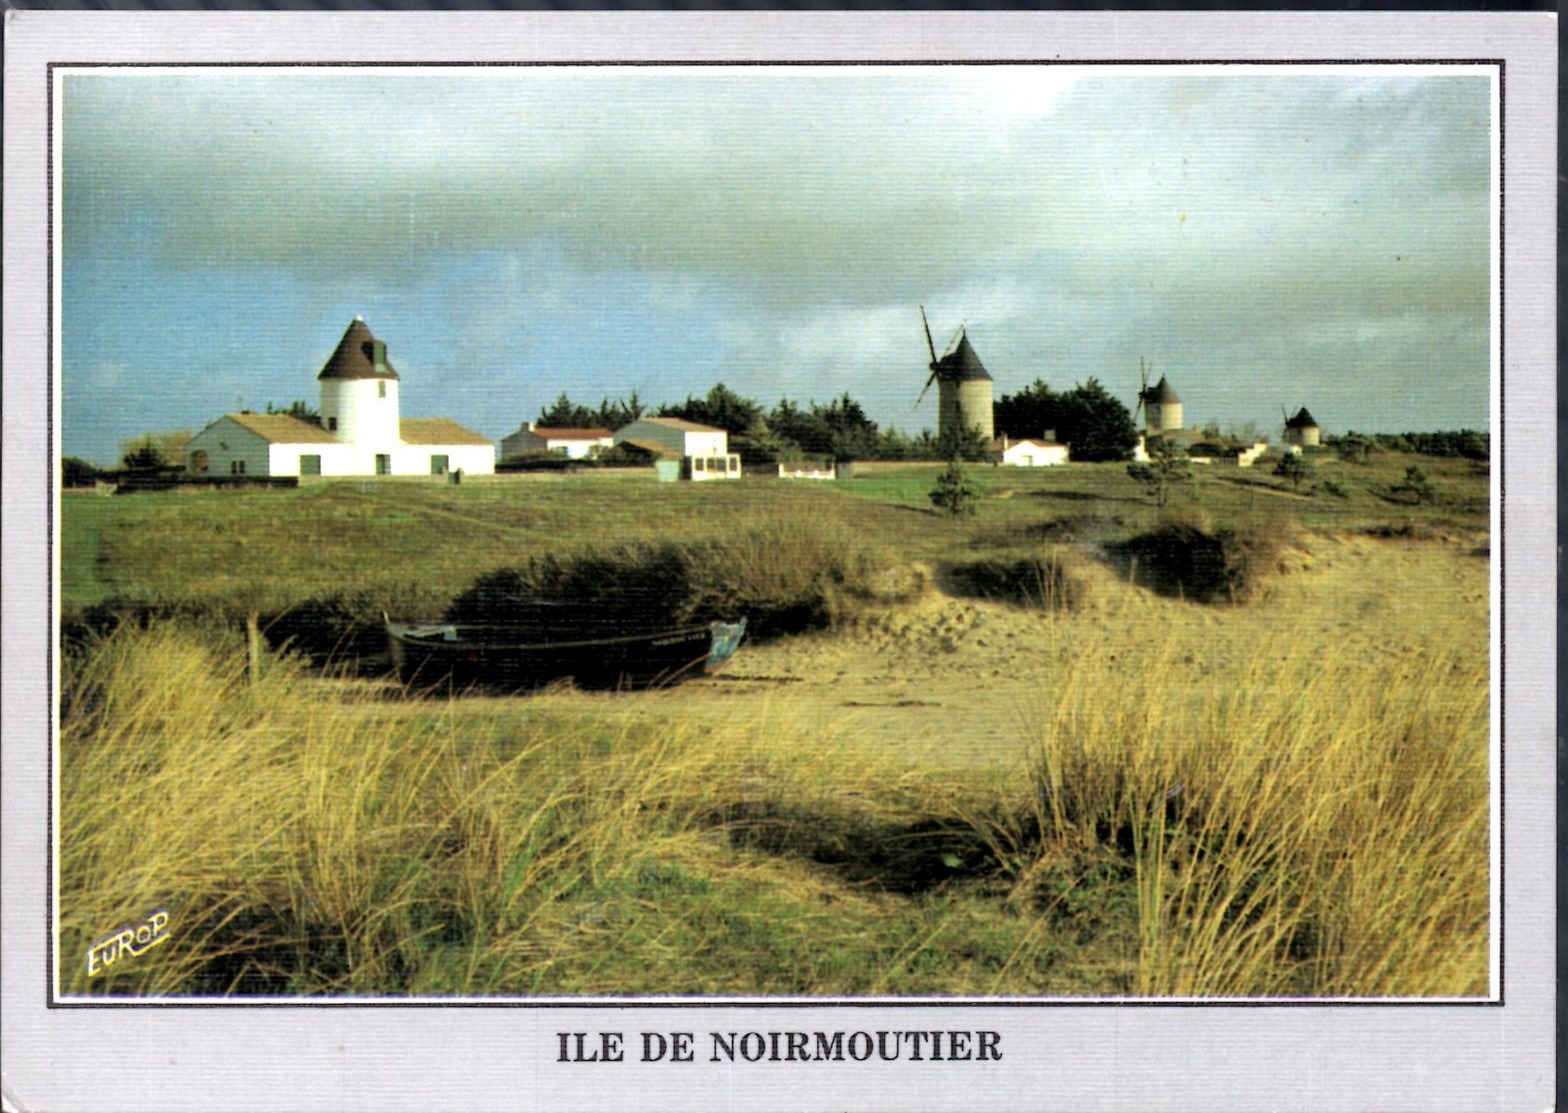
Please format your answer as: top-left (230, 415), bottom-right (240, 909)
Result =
top-left (1002, 614), bottom-right (1489, 997)
top-left (58, 596), bottom-right (1489, 998)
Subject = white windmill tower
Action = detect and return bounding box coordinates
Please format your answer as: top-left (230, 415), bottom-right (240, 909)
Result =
top-left (318, 317), bottom-right (402, 471)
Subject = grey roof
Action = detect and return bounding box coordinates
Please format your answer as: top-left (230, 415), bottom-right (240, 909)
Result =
top-left (1142, 376), bottom-right (1181, 405)
top-left (932, 330), bottom-right (993, 383)
top-left (640, 416), bottom-right (726, 434)
top-left (318, 318), bottom-right (400, 382)
top-left (1285, 407), bottom-right (1319, 429)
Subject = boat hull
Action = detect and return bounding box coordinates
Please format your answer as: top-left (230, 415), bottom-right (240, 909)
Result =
top-left (386, 616), bottom-right (746, 693)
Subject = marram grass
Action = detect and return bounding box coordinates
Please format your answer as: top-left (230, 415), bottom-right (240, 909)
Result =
top-left (58, 612), bottom-right (1488, 999)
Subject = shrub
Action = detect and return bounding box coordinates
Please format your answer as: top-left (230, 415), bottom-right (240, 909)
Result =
top-left (1273, 452), bottom-right (1314, 490)
top-left (1400, 466), bottom-right (1437, 504)
top-left (63, 457), bottom-right (100, 488)
top-left (1108, 515), bottom-right (1284, 604)
top-left (447, 524), bottom-right (914, 641)
top-left (942, 547), bottom-right (1088, 611)
top-left (1127, 438), bottom-right (1193, 507)
top-left (929, 459), bottom-right (981, 517)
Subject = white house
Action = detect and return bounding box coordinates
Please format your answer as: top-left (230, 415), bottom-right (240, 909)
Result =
top-left (613, 416), bottom-right (740, 481)
top-left (185, 319), bottom-right (494, 479)
top-left (999, 435), bottom-right (1069, 467)
top-left (501, 424), bottom-right (615, 460)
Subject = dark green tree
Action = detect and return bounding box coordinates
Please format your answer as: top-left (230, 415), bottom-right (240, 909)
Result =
top-left (1273, 451), bottom-right (1315, 491)
top-left (536, 393), bottom-right (599, 428)
top-left (1127, 437), bottom-right (1193, 507)
top-left (994, 378), bottom-right (1061, 441)
top-left (62, 457), bottom-right (99, 488)
top-left (1057, 378), bottom-right (1140, 462)
top-left (995, 376), bottom-right (1138, 461)
top-left (120, 437), bottom-right (168, 472)
top-left (929, 458), bottom-right (981, 517)
top-left (265, 399), bottom-right (320, 422)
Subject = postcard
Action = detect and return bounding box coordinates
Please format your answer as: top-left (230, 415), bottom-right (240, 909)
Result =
top-left (2, 10), bottom-right (1555, 1112)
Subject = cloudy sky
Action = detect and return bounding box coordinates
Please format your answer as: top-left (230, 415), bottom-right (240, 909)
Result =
top-left (60, 65), bottom-right (1494, 465)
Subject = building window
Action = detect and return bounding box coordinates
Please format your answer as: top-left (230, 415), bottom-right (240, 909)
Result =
top-left (327, 416), bottom-right (338, 432)
top-left (693, 457), bottom-right (705, 471)
top-left (378, 381), bottom-right (387, 398)
top-left (430, 455), bottom-right (449, 476)
top-left (376, 454), bottom-right (391, 476)
top-left (300, 454), bottom-right (321, 476)
top-left (230, 460), bottom-right (246, 476)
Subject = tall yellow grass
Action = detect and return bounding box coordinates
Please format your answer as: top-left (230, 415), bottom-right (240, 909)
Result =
top-left (58, 594), bottom-right (1490, 998)
top-left (1015, 620), bottom-right (1489, 996)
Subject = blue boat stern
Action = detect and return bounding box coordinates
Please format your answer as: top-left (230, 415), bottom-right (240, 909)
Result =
top-left (706, 618), bottom-right (748, 671)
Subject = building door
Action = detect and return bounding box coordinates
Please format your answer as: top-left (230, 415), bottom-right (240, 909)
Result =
top-left (376, 454), bottom-right (391, 476)
top-left (430, 455), bottom-right (449, 476)
top-left (299, 454), bottom-right (321, 476)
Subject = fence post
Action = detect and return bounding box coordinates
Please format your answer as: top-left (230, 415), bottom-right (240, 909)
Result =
top-left (247, 612), bottom-right (262, 687)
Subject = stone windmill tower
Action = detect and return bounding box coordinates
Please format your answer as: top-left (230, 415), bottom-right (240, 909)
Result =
top-left (1134, 359), bottom-right (1183, 436)
top-left (1283, 406), bottom-right (1321, 448)
top-left (918, 307), bottom-right (995, 444)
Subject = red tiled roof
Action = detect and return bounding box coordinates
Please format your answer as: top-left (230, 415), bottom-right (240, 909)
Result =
top-left (532, 427), bottom-right (613, 440)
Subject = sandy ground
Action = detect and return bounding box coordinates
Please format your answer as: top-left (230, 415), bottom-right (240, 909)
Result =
top-left (591, 531), bottom-right (1491, 770)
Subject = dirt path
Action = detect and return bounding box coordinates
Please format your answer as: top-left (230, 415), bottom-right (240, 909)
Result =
top-left (582, 533), bottom-right (1491, 769)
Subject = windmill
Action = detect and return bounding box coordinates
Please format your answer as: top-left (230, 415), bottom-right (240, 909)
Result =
top-left (1282, 404), bottom-right (1322, 448)
top-left (1137, 366), bottom-right (1182, 435)
top-left (1133, 358), bottom-right (1153, 428)
top-left (916, 306), bottom-right (994, 445)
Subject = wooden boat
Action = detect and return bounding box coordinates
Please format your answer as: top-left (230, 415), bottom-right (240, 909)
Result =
top-left (385, 607), bottom-right (746, 693)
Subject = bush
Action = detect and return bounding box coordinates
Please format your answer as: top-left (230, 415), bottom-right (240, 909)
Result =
top-left (63, 457), bottom-right (100, 488)
top-left (1109, 515), bottom-right (1284, 604)
top-left (943, 548), bottom-right (1087, 611)
top-left (929, 459), bottom-right (981, 517)
top-left (1273, 452), bottom-right (1314, 490)
top-left (1399, 466), bottom-right (1437, 504)
top-left (447, 525), bottom-right (916, 642)
top-left (1127, 438), bottom-right (1192, 507)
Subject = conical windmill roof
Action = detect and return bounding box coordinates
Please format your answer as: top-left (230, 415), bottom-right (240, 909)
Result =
top-left (932, 331), bottom-right (993, 383)
top-left (1285, 407), bottom-right (1319, 429)
top-left (1142, 375), bottom-right (1181, 404)
top-left (318, 317), bottom-right (400, 381)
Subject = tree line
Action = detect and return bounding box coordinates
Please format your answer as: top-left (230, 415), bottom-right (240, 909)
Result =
top-left (532, 377), bottom-right (1141, 465)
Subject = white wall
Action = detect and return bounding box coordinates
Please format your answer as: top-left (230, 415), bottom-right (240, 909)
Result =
top-left (321, 377), bottom-right (400, 451)
top-left (1002, 442), bottom-right (1069, 467)
top-left (615, 419), bottom-right (727, 459)
top-left (268, 442), bottom-right (359, 477)
top-left (389, 444), bottom-right (495, 476)
top-left (186, 418), bottom-right (273, 477)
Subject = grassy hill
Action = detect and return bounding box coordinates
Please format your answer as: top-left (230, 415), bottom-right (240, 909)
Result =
top-left (56, 450), bottom-right (1492, 998)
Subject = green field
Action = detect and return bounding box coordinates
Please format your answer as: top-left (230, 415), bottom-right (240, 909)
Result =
top-left (57, 449), bottom-right (1492, 998)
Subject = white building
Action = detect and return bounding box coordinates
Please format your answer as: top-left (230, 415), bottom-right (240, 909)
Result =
top-left (185, 319), bottom-right (494, 479)
top-left (613, 416), bottom-right (740, 481)
top-left (501, 424), bottom-right (615, 460)
top-left (999, 435), bottom-right (1069, 467)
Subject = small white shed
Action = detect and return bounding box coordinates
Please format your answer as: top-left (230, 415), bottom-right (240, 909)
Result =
top-left (1000, 437), bottom-right (1069, 467)
top-left (614, 416), bottom-right (729, 458)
